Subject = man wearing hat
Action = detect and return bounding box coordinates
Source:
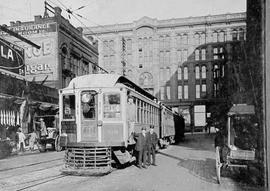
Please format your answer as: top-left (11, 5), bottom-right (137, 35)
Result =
top-left (134, 127), bottom-right (148, 168)
top-left (147, 125), bottom-right (158, 166)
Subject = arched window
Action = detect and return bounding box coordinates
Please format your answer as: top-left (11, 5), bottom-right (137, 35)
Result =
top-left (182, 34), bottom-right (188, 45)
top-left (201, 66), bottom-right (206, 79)
top-left (139, 72), bottom-right (153, 86)
top-left (232, 30), bottom-right (238, 41)
top-left (195, 66), bottom-right (200, 79)
top-left (195, 49), bottom-right (200, 61)
top-left (177, 66), bottom-right (182, 80)
top-left (194, 33), bottom-right (200, 45)
top-left (184, 66), bottom-right (188, 80)
top-left (201, 49), bottom-right (206, 60)
top-left (183, 49), bottom-right (188, 61)
top-left (200, 33), bottom-right (206, 44)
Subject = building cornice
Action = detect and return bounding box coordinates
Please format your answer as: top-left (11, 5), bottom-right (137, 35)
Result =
top-left (84, 12), bottom-right (246, 35)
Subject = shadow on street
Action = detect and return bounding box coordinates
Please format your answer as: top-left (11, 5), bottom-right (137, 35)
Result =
top-left (158, 151), bottom-right (217, 184)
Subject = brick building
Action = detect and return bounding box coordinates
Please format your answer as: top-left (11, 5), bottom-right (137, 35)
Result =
top-left (84, 13), bottom-right (246, 129)
top-left (2, 5), bottom-right (99, 89)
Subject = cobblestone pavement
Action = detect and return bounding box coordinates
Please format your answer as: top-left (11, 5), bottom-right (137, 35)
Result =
top-left (0, 133), bottom-right (266, 191)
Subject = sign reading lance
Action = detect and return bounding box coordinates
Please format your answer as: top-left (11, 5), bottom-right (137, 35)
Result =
top-left (0, 38), bottom-right (24, 75)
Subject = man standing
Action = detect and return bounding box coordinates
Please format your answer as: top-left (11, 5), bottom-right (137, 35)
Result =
top-left (147, 125), bottom-right (158, 166)
top-left (127, 95), bottom-right (136, 144)
top-left (135, 127), bottom-right (147, 169)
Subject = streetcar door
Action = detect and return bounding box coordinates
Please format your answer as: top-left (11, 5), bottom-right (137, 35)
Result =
top-left (80, 91), bottom-right (98, 142)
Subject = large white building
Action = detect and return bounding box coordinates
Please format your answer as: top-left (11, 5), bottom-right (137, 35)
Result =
top-left (84, 12), bottom-right (246, 128)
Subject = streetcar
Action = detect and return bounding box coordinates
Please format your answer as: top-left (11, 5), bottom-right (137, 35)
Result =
top-left (215, 104), bottom-right (257, 184)
top-left (58, 74), bottom-right (184, 175)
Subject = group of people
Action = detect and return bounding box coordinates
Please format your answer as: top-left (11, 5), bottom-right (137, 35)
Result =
top-left (134, 125), bottom-right (158, 169)
top-left (16, 117), bottom-right (47, 153)
top-left (16, 127), bottom-right (38, 153)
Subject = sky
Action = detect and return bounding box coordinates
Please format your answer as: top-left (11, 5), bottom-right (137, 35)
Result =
top-left (0, 0), bottom-right (246, 27)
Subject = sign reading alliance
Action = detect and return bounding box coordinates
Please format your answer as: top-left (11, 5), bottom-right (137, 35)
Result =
top-left (0, 38), bottom-right (24, 75)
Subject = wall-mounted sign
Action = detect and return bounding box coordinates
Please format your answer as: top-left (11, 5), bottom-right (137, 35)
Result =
top-left (0, 23), bottom-right (57, 36)
top-left (0, 38), bottom-right (24, 75)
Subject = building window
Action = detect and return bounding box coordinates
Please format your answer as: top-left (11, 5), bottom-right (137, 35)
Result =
top-left (182, 34), bottom-right (188, 45)
top-left (232, 30), bottom-right (238, 41)
top-left (221, 65), bottom-right (225, 77)
top-left (177, 50), bottom-right (182, 62)
top-left (127, 39), bottom-right (132, 53)
top-left (194, 33), bottom-right (200, 45)
top-left (177, 67), bottom-right (182, 80)
top-left (160, 68), bottom-right (164, 84)
top-left (202, 83), bottom-right (206, 97)
top-left (195, 49), bottom-right (200, 61)
top-left (178, 85), bottom-right (182, 99)
top-left (239, 29), bottom-right (245, 41)
top-left (213, 48), bottom-right (218, 60)
top-left (166, 67), bottom-right (171, 81)
top-left (184, 66), bottom-right (188, 80)
top-left (165, 51), bottom-right (170, 64)
top-left (159, 51), bottom-right (164, 64)
top-left (214, 64), bottom-right (219, 78)
top-left (184, 85), bottom-right (189, 99)
top-left (214, 83), bottom-right (217, 97)
top-left (201, 49), bottom-right (206, 60)
top-left (201, 66), bottom-right (206, 79)
top-left (183, 49), bottom-right (188, 61)
top-left (195, 66), bottom-right (200, 79)
top-left (213, 32), bottom-right (218, 42)
top-left (166, 86), bottom-right (171, 100)
top-left (200, 33), bottom-right (206, 44)
top-left (176, 34), bottom-right (181, 48)
top-left (196, 84), bottom-right (200, 99)
top-left (219, 47), bottom-right (224, 59)
top-left (165, 35), bottom-right (170, 49)
top-left (218, 31), bottom-right (225, 42)
top-left (160, 86), bottom-right (165, 100)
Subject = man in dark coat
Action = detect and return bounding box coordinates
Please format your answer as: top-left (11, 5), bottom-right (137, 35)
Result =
top-left (134, 127), bottom-right (148, 168)
top-left (147, 125), bottom-right (158, 166)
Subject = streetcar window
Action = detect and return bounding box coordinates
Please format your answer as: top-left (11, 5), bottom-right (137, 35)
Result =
top-left (63, 94), bottom-right (75, 119)
top-left (103, 93), bottom-right (121, 119)
top-left (81, 91), bottom-right (96, 120)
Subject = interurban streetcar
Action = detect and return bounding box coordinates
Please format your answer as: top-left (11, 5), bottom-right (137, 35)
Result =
top-left (59, 74), bottom-right (184, 175)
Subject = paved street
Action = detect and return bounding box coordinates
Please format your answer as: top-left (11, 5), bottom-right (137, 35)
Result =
top-left (0, 133), bottom-right (265, 191)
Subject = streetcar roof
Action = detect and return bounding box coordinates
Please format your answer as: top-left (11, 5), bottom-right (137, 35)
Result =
top-left (63, 74), bottom-right (156, 100)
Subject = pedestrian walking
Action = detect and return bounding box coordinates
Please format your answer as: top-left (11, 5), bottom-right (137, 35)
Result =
top-left (134, 127), bottom-right (148, 169)
top-left (17, 128), bottom-right (26, 153)
top-left (146, 125), bottom-right (158, 166)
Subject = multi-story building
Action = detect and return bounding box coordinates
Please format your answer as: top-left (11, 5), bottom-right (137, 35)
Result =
top-left (84, 13), bottom-right (246, 129)
top-left (2, 5), bottom-right (99, 89)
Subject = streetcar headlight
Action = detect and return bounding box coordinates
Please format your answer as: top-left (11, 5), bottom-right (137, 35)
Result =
top-left (81, 93), bottom-right (91, 103)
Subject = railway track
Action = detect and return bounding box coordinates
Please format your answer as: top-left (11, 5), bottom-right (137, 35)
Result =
top-left (0, 158), bottom-right (63, 172)
top-left (15, 174), bottom-right (67, 191)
